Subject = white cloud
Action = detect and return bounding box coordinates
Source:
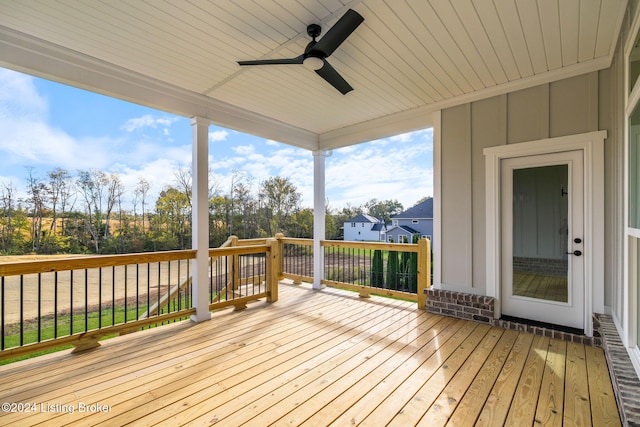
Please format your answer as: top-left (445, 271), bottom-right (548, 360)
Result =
top-left (209, 130), bottom-right (229, 142)
top-left (120, 114), bottom-right (178, 132)
top-left (233, 144), bottom-right (255, 155)
top-left (325, 129), bottom-right (433, 209)
top-left (0, 90), bottom-right (115, 171)
top-left (0, 69), bottom-right (48, 120)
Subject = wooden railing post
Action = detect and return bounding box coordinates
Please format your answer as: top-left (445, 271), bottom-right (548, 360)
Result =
top-left (417, 238), bottom-right (431, 309)
top-left (266, 237), bottom-right (280, 303)
top-left (275, 233), bottom-right (285, 280)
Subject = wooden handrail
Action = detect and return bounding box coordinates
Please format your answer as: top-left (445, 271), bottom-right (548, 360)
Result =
top-left (0, 250), bottom-right (196, 277)
top-left (208, 244), bottom-right (270, 257)
top-left (321, 239), bottom-right (418, 252)
top-left (280, 237), bottom-right (313, 245)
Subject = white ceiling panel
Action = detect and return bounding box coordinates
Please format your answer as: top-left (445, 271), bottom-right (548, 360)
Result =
top-left (0, 0), bottom-right (627, 149)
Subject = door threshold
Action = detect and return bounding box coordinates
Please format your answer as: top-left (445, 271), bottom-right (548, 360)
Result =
top-left (500, 315), bottom-right (584, 336)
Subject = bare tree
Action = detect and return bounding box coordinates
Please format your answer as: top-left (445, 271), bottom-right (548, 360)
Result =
top-left (134, 178), bottom-right (151, 234)
top-left (47, 167), bottom-right (75, 237)
top-left (76, 169), bottom-right (108, 253)
top-left (25, 167), bottom-right (49, 252)
top-left (0, 180), bottom-right (17, 250)
top-left (174, 166), bottom-right (192, 209)
top-left (104, 173), bottom-right (125, 239)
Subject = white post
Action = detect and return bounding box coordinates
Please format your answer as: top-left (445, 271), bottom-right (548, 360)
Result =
top-left (313, 150), bottom-right (330, 289)
top-left (191, 116), bottom-right (211, 322)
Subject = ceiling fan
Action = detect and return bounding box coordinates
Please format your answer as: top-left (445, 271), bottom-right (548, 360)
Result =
top-left (237, 9), bottom-right (364, 95)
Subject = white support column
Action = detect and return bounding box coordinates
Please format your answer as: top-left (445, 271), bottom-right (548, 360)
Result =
top-left (191, 116), bottom-right (211, 322)
top-left (313, 150), bottom-right (330, 289)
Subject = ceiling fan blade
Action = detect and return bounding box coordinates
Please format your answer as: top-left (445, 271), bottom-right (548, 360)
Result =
top-left (315, 60), bottom-right (353, 95)
top-left (238, 55), bottom-right (304, 66)
top-left (313, 9), bottom-right (364, 57)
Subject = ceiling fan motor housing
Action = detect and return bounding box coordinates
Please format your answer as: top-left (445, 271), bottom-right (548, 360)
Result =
top-left (307, 23), bottom-right (322, 39)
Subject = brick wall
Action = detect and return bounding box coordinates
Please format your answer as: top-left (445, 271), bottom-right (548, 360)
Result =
top-left (512, 256), bottom-right (567, 277)
top-left (425, 288), bottom-right (597, 346)
top-left (598, 314), bottom-right (640, 426)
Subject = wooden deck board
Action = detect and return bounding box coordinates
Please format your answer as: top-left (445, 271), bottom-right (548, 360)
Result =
top-left (299, 317), bottom-right (460, 426)
top-left (418, 326), bottom-right (505, 426)
top-left (534, 339), bottom-right (566, 427)
top-left (446, 329), bottom-right (519, 426)
top-left (564, 342), bottom-right (592, 427)
top-left (475, 332), bottom-right (535, 426)
top-left (505, 335), bottom-right (551, 425)
top-left (0, 282), bottom-right (621, 426)
top-left (585, 345), bottom-right (622, 427)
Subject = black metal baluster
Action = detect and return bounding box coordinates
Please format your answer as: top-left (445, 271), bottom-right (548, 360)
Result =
top-left (70, 270), bottom-right (74, 335)
top-left (37, 273), bottom-right (42, 342)
top-left (136, 264), bottom-right (139, 320)
top-left (124, 265), bottom-right (128, 323)
top-left (147, 263), bottom-right (150, 318)
top-left (54, 272), bottom-right (58, 338)
top-left (168, 261), bottom-right (172, 314)
top-left (254, 253), bottom-right (258, 294)
top-left (157, 261), bottom-right (161, 315)
top-left (19, 275), bottom-right (23, 346)
top-left (112, 266), bottom-right (116, 326)
top-left (209, 257), bottom-right (213, 304)
top-left (98, 268), bottom-right (102, 329)
top-left (84, 269), bottom-right (88, 332)
top-left (1, 277), bottom-right (4, 350)
top-left (216, 257), bottom-right (222, 299)
top-left (186, 261), bottom-right (191, 308)
top-left (224, 256), bottom-right (229, 300)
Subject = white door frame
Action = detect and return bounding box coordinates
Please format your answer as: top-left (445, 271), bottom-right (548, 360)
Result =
top-left (484, 130), bottom-right (606, 336)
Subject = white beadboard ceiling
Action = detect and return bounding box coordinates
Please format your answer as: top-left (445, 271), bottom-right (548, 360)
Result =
top-left (0, 0), bottom-right (627, 150)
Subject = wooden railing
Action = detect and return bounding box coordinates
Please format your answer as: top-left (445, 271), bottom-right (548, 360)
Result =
top-left (0, 235), bottom-right (429, 361)
top-left (280, 236), bottom-right (431, 308)
top-left (0, 239), bottom-right (279, 361)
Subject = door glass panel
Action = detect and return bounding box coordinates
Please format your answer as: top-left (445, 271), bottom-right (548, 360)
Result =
top-left (630, 28), bottom-right (640, 94)
top-left (630, 102), bottom-right (640, 228)
top-left (512, 165), bottom-right (568, 302)
top-left (637, 239), bottom-right (640, 347)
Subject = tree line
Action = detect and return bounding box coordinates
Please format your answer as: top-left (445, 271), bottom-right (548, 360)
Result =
top-left (0, 166), bottom-right (411, 255)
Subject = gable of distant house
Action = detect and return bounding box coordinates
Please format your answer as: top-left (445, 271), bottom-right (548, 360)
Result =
top-left (343, 214), bottom-right (386, 241)
top-left (386, 198), bottom-right (433, 242)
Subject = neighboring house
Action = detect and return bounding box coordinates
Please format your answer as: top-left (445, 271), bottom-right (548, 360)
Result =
top-left (343, 214), bottom-right (385, 241)
top-left (385, 198), bottom-right (433, 243)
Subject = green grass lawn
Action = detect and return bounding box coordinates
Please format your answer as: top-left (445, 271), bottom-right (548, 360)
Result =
top-left (1, 296), bottom-right (194, 366)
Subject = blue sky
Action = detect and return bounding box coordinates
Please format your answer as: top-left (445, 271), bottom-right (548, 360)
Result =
top-left (0, 68), bottom-right (433, 211)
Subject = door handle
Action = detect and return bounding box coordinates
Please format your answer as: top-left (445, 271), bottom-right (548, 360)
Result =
top-left (566, 250), bottom-right (582, 256)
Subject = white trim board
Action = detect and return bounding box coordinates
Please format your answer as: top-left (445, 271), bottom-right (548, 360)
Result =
top-left (484, 130), bottom-right (606, 336)
top-left (432, 110), bottom-right (442, 289)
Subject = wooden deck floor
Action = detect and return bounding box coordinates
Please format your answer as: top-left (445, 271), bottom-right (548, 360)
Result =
top-left (0, 283), bottom-right (620, 426)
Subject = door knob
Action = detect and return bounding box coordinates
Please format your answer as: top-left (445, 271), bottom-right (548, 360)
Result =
top-left (574, 238), bottom-right (582, 244)
top-left (566, 250), bottom-right (582, 256)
